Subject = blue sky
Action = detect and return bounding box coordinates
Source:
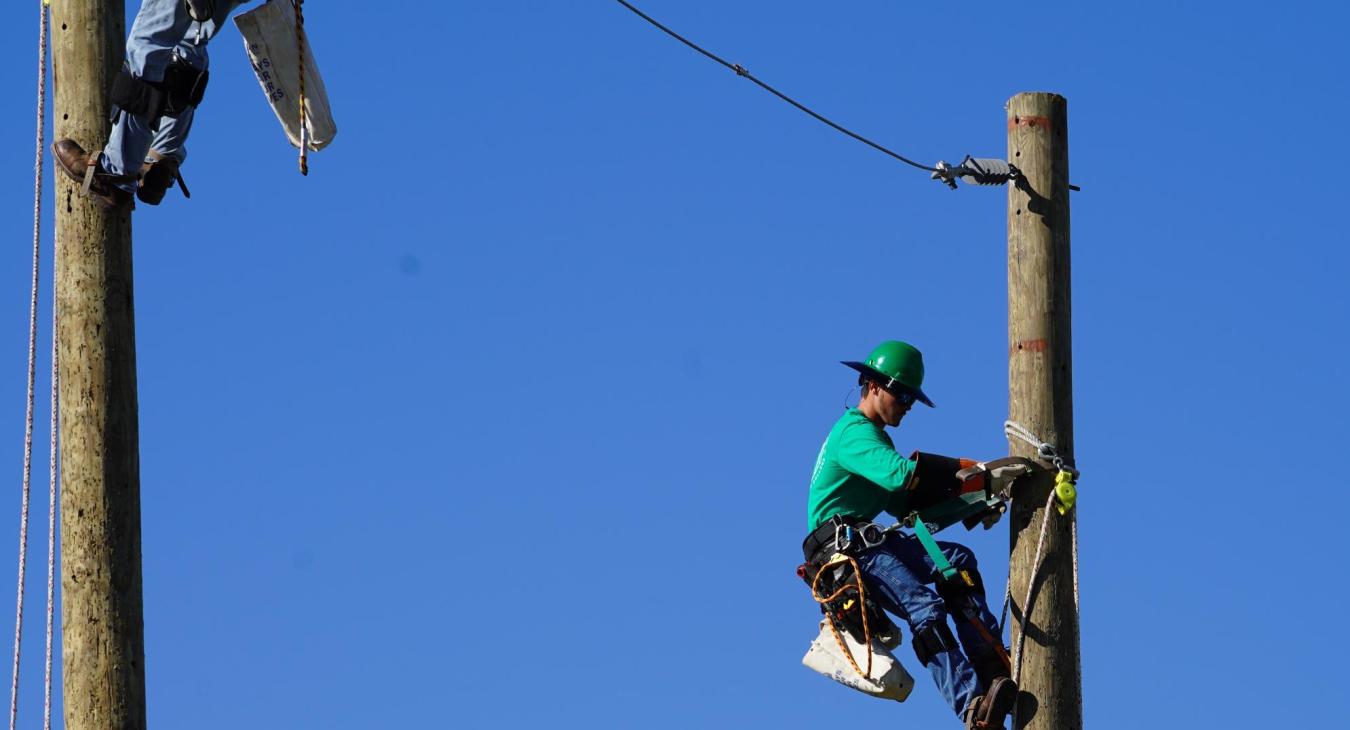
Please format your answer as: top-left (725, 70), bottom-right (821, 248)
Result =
top-left (0, 1), bottom-right (1347, 727)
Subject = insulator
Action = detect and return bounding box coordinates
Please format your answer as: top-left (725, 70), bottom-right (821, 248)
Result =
top-left (957, 157), bottom-right (1016, 186)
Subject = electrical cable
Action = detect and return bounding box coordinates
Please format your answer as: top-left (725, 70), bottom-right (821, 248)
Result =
top-left (613, 0), bottom-right (938, 174)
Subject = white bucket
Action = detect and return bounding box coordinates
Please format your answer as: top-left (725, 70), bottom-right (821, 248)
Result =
top-left (235, 0), bottom-right (337, 151)
top-left (802, 619), bottom-right (914, 702)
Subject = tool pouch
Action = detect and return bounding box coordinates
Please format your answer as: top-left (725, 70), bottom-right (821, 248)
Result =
top-left (235, 0), bottom-right (337, 151)
top-left (801, 618), bottom-right (914, 702)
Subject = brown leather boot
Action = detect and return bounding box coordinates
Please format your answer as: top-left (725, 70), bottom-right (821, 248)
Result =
top-left (964, 676), bottom-right (1018, 730)
top-left (51, 139), bottom-right (134, 210)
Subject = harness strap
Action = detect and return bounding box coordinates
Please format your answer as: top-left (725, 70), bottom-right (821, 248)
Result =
top-left (911, 518), bottom-right (958, 582)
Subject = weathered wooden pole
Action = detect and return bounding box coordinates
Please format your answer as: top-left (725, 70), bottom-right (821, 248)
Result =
top-left (49, 1), bottom-right (148, 729)
top-left (1005, 92), bottom-right (1081, 730)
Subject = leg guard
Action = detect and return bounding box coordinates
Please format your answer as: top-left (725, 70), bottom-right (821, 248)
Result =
top-left (110, 70), bottom-right (166, 122)
top-left (911, 620), bottom-right (959, 667)
top-left (936, 567), bottom-right (985, 612)
top-left (138, 150), bottom-right (190, 205)
top-left (110, 58), bottom-right (209, 126)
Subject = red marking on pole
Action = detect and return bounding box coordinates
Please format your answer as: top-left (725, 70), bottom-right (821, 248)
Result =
top-left (1012, 339), bottom-right (1049, 355)
top-left (1009, 115), bottom-right (1052, 132)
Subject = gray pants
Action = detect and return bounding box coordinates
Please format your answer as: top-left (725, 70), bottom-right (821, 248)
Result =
top-left (101, 0), bottom-right (249, 191)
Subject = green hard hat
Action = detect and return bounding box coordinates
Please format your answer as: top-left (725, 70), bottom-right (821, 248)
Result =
top-left (842, 340), bottom-right (935, 407)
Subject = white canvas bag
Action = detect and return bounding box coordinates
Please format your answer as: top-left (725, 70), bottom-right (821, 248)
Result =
top-left (235, 0), bottom-right (337, 150)
top-left (802, 619), bottom-right (915, 702)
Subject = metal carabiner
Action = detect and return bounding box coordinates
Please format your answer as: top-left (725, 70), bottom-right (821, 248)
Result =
top-left (857, 522), bottom-right (887, 549)
top-left (833, 523), bottom-right (853, 553)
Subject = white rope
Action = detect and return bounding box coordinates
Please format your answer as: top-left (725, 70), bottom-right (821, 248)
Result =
top-left (1001, 420), bottom-right (1082, 727)
top-left (43, 182), bottom-right (58, 730)
top-left (10, 4), bottom-right (50, 729)
top-left (1010, 487), bottom-right (1057, 685)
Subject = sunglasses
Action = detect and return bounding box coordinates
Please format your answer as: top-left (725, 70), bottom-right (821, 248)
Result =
top-left (887, 388), bottom-right (916, 407)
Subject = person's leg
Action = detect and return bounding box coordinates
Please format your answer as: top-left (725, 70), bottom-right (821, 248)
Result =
top-left (858, 539), bottom-right (981, 718)
top-left (148, 106), bottom-right (194, 164)
top-left (101, 112), bottom-right (156, 193)
top-left (137, 107), bottom-right (195, 204)
top-left (931, 540), bottom-right (1008, 678)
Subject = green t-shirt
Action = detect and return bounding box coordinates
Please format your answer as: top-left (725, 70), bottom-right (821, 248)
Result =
top-left (807, 408), bottom-right (918, 530)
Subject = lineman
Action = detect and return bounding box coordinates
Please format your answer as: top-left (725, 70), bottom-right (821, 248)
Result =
top-left (52, 1), bottom-right (254, 209)
top-left (804, 341), bottom-right (1016, 729)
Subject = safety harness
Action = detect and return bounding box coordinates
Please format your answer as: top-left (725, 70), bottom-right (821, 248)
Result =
top-left (798, 451), bottom-right (1045, 683)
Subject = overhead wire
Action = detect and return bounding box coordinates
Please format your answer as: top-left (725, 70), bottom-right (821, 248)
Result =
top-left (613, 0), bottom-right (939, 174)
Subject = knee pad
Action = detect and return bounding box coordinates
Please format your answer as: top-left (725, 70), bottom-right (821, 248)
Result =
top-left (110, 69), bottom-right (165, 122)
top-left (911, 620), bottom-right (959, 667)
top-left (937, 567), bottom-right (985, 609)
top-left (110, 59), bottom-right (209, 124)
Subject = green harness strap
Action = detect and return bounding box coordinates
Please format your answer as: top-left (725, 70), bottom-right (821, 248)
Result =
top-left (911, 518), bottom-right (958, 582)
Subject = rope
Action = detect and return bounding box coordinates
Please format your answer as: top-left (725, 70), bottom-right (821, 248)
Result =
top-left (294, 0), bottom-right (308, 175)
top-left (1001, 420), bottom-right (1081, 728)
top-left (809, 555), bottom-right (873, 680)
top-left (1009, 488), bottom-right (1056, 686)
top-left (10, 4), bottom-right (49, 728)
top-left (613, 0), bottom-right (938, 174)
top-left (42, 175), bottom-right (57, 730)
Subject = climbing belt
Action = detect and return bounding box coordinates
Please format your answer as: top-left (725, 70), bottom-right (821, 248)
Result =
top-left (809, 554), bottom-right (873, 680)
top-left (1000, 420), bottom-right (1080, 723)
top-left (295, 0), bottom-right (308, 175)
top-left (12, 3), bottom-right (58, 730)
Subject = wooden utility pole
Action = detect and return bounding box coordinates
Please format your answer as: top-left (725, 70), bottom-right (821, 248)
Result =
top-left (49, 2), bottom-right (148, 729)
top-left (1005, 92), bottom-right (1080, 730)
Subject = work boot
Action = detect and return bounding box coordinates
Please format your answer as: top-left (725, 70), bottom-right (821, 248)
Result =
top-left (51, 139), bottom-right (133, 210)
top-left (964, 676), bottom-right (1018, 730)
top-left (138, 154), bottom-right (183, 206)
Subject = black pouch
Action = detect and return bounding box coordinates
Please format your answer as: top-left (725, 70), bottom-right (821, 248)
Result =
top-left (160, 57), bottom-right (210, 114)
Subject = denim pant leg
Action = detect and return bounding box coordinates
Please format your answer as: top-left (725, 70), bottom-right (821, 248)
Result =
top-left (150, 107), bottom-right (195, 164)
top-left (858, 537), bottom-right (980, 718)
top-left (935, 540), bottom-right (1006, 661)
top-left (102, 112), bottom-right (155, 192)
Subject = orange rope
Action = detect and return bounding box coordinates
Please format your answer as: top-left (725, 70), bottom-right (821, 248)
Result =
top-left (809, 555), bottom-right (873, 680)
top-left (294, 0), bottom-right (308, 175)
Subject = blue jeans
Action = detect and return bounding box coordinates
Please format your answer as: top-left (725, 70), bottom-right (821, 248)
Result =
top-left (857, 533), bottom-right (1003, 718)
top-left (101, 0), bottom-right (248, 190)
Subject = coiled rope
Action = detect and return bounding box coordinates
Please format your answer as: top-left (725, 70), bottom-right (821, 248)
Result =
top-left (809, 554), bottom-right (873, 680)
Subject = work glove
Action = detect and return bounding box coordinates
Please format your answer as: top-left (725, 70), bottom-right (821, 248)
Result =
top-left (956, 456), bottom-right (1038, 499)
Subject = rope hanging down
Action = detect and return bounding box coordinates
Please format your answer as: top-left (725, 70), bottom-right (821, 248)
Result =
top-left (295, 0), bottom-right (308, 175)
top-left (13, 3), bottom-right (57, 729)
top-left (614, 1), bottom-right (950, 177)
top-left (998, 421), bottom-right (1080, 695)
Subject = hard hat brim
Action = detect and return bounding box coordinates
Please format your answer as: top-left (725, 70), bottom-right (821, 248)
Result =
top-left (841, 361), bottom-right (935, 407)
